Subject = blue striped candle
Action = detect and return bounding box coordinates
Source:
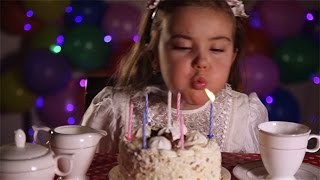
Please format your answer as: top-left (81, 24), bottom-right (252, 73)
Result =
top-left (142, 93), bottom-right (149, 149)
top-left (208, 102), bottom-right (214, 139)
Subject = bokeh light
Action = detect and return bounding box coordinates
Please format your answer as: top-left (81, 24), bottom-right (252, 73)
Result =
top-left (312, 75), bottom-right (320, 84)
top-left (79, 79), bottom-right (87, 88)
top-left (50, 44), bottom-right (61, 54)
top-left (65, 103), bottom-right (74, 112)
top-left (265, 96), bottom-right (273, 104)
top-left (306, 13), bottom-right (314, 21)
top-left (24, 24), bottom-right (31, 31)
top-left (104, 35), bottom-right (112, 43)
top-left (35, 96), bottom-right (44, 108)
top-left (67, 117), bottom-right (76, 124)
top-left (133, 35), bottom-right (139, 43)
top-left (26, 10), bottom-right (34, 17)
top-left (56, 35), bottom-right (64, 46)
top-left (75, 16), bottom-right (83, 23)
top-left (50, 45), bottom-right (62, 54)
top-left (249, 11), bottom-right (262, 29)
top-left (65, 6), bottom-right (73, 13)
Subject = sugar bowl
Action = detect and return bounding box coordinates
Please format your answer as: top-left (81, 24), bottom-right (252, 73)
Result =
top-left (0, 129), bottom-right (73, 179)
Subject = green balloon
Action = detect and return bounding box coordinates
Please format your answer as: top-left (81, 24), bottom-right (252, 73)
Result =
top-left (30, 26), bottom-right (61, 50)
top-left (0, 70), bottom-right (36, 113)
top-left (62, 25), bottom-right (111, 71)
top-left (274, 37), bottom-right (319, 83)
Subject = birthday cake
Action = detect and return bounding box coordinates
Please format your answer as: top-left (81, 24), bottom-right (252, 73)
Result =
top-left (117, 123), bottom-right (221, 180)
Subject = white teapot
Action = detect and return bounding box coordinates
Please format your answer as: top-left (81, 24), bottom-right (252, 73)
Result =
top-left (0, 129), bottom-right (73, 179)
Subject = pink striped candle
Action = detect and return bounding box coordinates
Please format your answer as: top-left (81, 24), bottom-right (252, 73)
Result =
top-left (167, 91), bottom-right (172, 128)
top-left (176, 92), bottom-right (181, 126)
top-left (127, 98), bottom-right (134, 142)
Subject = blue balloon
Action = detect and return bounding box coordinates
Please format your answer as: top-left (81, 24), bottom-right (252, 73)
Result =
top-left (23, 49), bottom-right (72, 95)
top-left (64, 0), bottom-right (106, 27)
top-left (262, 88), bottom-right (301, 123)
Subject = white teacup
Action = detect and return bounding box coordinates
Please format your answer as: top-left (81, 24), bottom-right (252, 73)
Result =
top-left (258, 121), bottom-right (320, 180)
top-left (33, 125), bottom-right (107, 180)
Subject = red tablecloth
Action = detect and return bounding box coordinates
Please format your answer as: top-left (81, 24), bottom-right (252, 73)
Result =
top-left (87, 152), bottom-right (320, 180)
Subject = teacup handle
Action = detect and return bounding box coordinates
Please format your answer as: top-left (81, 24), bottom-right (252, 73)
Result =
top-left (32, 125), bottom-right (51, 146)
top-left (54, 154), bottom-right (74, 177)
top-left (306, 134), bottom-right (320, 153)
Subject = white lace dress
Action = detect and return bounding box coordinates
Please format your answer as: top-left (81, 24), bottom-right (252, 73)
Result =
top-left (81, 84), bottom-right (268, 154)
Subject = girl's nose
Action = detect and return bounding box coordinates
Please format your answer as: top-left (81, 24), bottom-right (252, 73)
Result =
top-left (193, 54), bottom-right (209, 70)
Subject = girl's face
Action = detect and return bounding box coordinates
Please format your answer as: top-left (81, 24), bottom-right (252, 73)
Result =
top-left (157, 6), bottom-right (237, 110)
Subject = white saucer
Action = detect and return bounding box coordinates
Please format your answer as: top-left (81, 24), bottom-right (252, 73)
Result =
top-left (109, 165), bottom-right (231, 180)
top-left (222, 167), bottom-right (231, 180)
top-left (233, 161), bottom-right (320, 180)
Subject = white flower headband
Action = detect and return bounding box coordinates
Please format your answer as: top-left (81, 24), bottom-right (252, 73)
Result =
top-left (225, 0), bottom-right (248, 17)
top-left (147, 0), bottom-right (248, 18)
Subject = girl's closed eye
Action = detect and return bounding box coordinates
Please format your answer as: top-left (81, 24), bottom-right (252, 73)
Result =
top-left (210, 48), bottom-right (224, 53)
top-left (173, 46), bottom-right (192, 50)
top-left (170, 38), bottom-right (192, 51)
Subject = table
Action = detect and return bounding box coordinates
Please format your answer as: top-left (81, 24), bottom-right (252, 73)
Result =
top-left (86, 152), bottom-right (320, 180)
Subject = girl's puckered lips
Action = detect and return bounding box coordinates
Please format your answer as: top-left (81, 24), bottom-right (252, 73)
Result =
top-left (192, 76), bottom-right (207, 90)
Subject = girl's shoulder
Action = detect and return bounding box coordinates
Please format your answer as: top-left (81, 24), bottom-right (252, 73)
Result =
top-left (229, 89), bottom-right (268, 118)
top-left (220, 84), bottom-right (264, 106)
top-left (229, 89), bottom-right (262, 104)
top-left (91, 86), bottom-right (128, 102)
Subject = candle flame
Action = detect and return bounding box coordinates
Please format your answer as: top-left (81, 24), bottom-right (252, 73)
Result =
top-left (205, 88), bottom-right (215, 102)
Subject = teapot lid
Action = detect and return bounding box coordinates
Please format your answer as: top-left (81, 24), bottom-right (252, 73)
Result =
top-left (0, 129), bottom-right (49, 160)
top-left (0, 129), bottom-right (53, 173)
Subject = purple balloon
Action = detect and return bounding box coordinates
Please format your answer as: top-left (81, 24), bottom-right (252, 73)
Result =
top-left (101, 2), bottom-right (141, 43)
top-left (36, 80), bottom-right (86, 128)
top-left (240, 54), bottom-right (280, 98)
top-left (23, 49), bottom-right (72, 95)
top-left (258, 1), bottom-right (305, 39)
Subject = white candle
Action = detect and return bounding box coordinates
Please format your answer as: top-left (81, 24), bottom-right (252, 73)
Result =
top-left (167, 91), bottom-right (172, 128)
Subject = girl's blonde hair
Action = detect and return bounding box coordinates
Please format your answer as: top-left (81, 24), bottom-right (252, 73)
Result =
top-left (115, 0), bottom-right (246, 92)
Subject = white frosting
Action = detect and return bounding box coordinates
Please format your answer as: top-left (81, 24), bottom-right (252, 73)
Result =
top-left (184, 130), bottom-right (208, 147)
top-left (158, 121), bottom-right (188, 141)
top-left (148, 136), bottom-right (172, 150)
top-left (133, 126), bottom-right (151, 139)
top-left (159, 149), bottom-right (178, 157)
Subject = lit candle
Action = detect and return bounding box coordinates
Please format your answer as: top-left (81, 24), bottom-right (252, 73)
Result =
top-left (142, 93), bottom-right (149, 149)
top-left (167, 91), bottom-right (172, 128)
top-left (127, 98), bottom-right (134, 142)
top-left (205, 88), bottom-right (215, 139)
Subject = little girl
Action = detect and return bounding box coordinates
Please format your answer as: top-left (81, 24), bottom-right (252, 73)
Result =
top-left (82, 0), bottom-right (268, 154)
